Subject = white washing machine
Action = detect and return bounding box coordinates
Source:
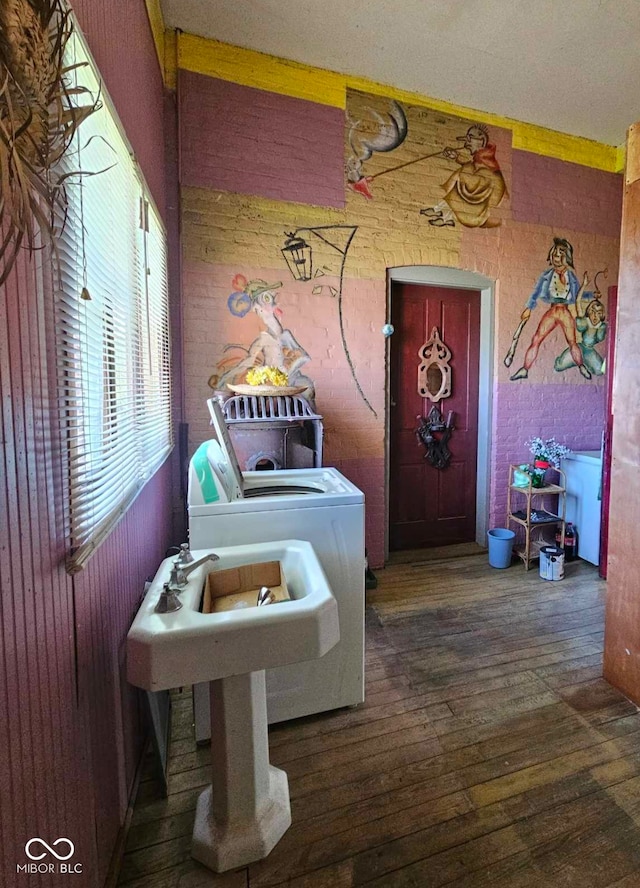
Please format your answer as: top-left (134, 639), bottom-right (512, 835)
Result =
top-left (188, 399), bottom-right (365, 740)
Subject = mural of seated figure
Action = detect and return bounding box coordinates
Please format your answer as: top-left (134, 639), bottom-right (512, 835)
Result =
top-left (554, 295), bottom-right (607, 376)
top-left (209, 277), bottom-right (316, 402)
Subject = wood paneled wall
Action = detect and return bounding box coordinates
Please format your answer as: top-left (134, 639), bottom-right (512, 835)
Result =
top-left (604, 121), bottom-right (640, 705)
top-left (74, 460), bottom-right (174, 881)
top-left (0, 2), bottom-right (176, 884)
top-left (0, 251), bottom-right (97, 881)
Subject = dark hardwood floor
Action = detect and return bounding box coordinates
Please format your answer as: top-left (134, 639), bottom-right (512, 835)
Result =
top-left (118, 553), bottom-right (640, 887)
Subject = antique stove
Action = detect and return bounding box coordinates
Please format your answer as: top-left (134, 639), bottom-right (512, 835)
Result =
top-left (218, 394), bottom-right (323, 471)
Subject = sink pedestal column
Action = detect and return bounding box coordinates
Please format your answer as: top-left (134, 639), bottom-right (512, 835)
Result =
top-left (192, 670), bottom-right (291, 872)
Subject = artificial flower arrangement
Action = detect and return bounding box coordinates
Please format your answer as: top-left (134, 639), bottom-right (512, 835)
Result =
top-left (245, 366), bottom-right (289, 386)
top-left (525, 436), bottom-right (571, 469)
top-left (511, 437), bottom-right (572, 488)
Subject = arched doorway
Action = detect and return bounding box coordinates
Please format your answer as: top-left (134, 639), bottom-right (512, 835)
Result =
top-left (386, 266), bottom-right (495, 557)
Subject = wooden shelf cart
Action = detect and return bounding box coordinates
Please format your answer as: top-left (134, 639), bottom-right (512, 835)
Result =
top-left (507, 465), bottom-right (566, 570)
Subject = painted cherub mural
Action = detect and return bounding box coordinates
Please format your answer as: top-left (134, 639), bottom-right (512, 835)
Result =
top-left (505, 238), bottom-right (605, 381)
top-left (420, 124), bottom-right (507, 228)
top-left (208, 276), bottom-right (315, 399)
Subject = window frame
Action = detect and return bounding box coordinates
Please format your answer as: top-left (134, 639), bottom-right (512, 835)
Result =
top-left (49, 18), bottom-right (173, 573)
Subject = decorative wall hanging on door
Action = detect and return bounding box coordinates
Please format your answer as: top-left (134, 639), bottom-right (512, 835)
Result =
top-left (416, 406), bottom-right (455, 469)
top-left (418, 327), bottom-right (452, 401)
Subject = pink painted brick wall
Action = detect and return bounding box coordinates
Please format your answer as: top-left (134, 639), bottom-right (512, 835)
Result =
top-left (179, 71), bottom-right (345, 207)
top-left (182, 260), bottom-right (387, 565)
top-left (490, 382), bottom-right (605, 530)
top-left (182, 260), bottom-right (385, 450)
top-left (512, 149), bottom-right (623, 238)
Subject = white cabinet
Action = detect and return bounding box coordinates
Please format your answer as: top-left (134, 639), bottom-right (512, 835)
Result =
top-left (560, 450), bottom-right (602, 565)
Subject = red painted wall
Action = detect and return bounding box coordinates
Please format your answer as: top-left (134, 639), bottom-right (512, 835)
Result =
top-left (0, 3), bottom-right (175, 885)
top-left (74, 460), bottom-right (174, 881)
top-left (0, 251), bottom-right (96, 882)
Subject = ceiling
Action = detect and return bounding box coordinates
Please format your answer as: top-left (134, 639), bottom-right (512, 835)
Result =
top-left (161, 0), bottom-right (640, 146)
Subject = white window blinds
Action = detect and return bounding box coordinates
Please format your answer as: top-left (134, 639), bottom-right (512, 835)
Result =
top-left (54, 26), bottom-right (172, 571)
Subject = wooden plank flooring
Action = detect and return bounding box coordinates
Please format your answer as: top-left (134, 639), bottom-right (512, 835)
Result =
top-left (118, 554), bottom-right (640, 887)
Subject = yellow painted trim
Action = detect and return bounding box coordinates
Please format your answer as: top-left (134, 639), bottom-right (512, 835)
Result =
top-left (512, 124), bottom-right (616, 172)
top-left (144, 0), bottom-right (165, 80)
top-left (178, 33), bottom-right (345, 108)
top-left (346, 74), bottom-right (617, 171)
top-left (616, 142), bottom-right (627, 174)
top-left (177, 33), bottom-right (619, 173)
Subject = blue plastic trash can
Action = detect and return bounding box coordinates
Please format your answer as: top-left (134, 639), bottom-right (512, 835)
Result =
top-left (487, 528), bottom-right (515, 569)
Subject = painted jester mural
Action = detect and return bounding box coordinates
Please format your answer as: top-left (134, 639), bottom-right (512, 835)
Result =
top-left (505, 238), bottom-right (607, 380)
top-left (208, 276), bottom-right (315, 399)
top-left (346, 95), bottom-right (507, 228)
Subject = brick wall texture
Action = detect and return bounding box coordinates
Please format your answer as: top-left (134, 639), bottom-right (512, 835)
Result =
top-left (179, 76), bottom-right (622, 567)
top-left (179, 70), bottom-right (346, 208)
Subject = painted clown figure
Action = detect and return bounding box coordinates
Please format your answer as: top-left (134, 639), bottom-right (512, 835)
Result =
top-left (421, 124), bottom-right (506, 228)
top-left (509, 238), bottom-right (592, 380)
top-left (209, 277), bottom-right (315, 400)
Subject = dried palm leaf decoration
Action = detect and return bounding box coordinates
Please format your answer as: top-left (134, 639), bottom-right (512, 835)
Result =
top-left (0, 0), bottom-right (98, 285)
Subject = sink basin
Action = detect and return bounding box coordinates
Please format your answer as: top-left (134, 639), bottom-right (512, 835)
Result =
top-left (127, 540), bottom-right (339, 691)
top-left (127, 539), bottom-right (340, 872)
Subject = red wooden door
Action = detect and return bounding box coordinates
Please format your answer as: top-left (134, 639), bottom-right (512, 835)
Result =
top-left (599, 284), bottom-right (618, 579)
top-left (389, 283), bottom-right (481, 550)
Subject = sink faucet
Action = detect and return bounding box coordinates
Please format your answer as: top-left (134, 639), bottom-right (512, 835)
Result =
top-left (155, 583), bottom-right (183, 613)
top-left (176, 542), bottom-right (194, 565)
top-left (169, 552), bottom-right (219, 588)
top-left (256, 586), bottom-right (276, 606)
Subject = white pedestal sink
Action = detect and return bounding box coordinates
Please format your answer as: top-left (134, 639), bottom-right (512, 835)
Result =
top-left (127, 541), bottom-right (339, 872)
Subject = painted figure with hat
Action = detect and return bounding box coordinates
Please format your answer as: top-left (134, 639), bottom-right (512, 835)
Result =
top-left (507, 238), bottom-right (593, 381)
top-left (420, 123), bottom-right (506, 228)
top-left (209, 275), bottom-right (315, 399)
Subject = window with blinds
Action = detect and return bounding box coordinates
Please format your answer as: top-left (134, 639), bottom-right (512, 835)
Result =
top-left (54, 25), bottom-right (172, 572)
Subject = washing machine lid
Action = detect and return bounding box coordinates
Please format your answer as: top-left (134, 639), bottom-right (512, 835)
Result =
top-left (208, 398), bottom-right (246, 498)
top-left (207, 397), bottom-right (330, 500)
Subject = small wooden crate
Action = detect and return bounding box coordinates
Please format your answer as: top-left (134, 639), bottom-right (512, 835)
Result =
top-left (202, 561), bottom-right (290, 613)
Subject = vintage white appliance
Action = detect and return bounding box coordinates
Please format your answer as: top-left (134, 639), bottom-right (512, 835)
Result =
top-left (188, 398), bottom-right (365, 739)
top-left (561, 449), bottom-right (603, 566)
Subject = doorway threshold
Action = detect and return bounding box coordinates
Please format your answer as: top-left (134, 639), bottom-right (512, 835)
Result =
top-left (387, 542), bottom-right (485, 565)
